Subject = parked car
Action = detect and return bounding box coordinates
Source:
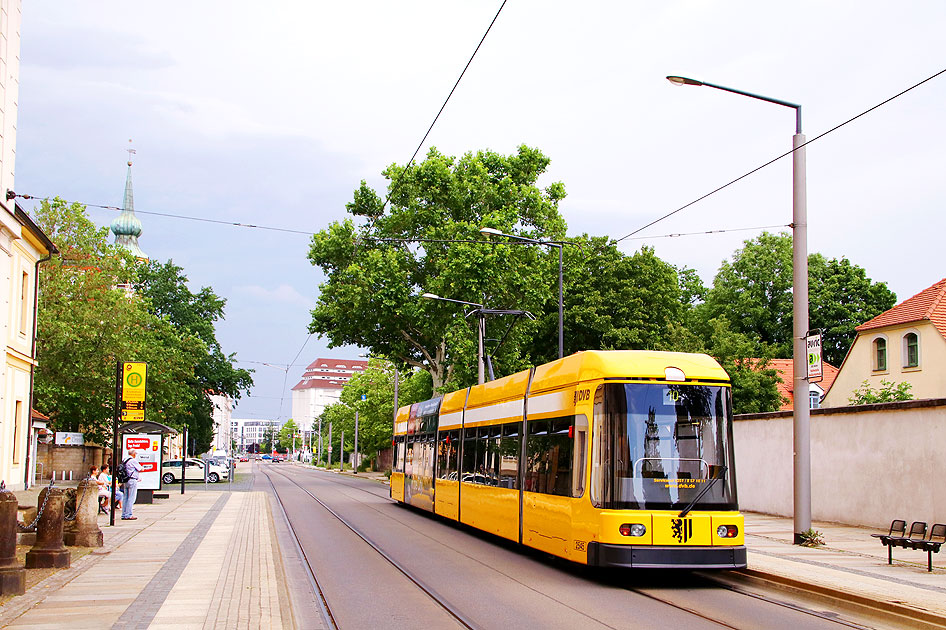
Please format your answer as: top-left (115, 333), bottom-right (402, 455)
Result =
top-left (161, 458), bottom-right (230, 484)
top-left (239, 455), bottom-right (249, 462)
top-left (209, 455), bottom-right (235, 469)
top-left (261, 454), bottom-right (272, 460)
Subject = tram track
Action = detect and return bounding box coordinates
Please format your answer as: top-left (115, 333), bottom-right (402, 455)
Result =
top-left (267, 464), bottom-right (876, 630)
top-left (262, 465), bottom-right (479, 630)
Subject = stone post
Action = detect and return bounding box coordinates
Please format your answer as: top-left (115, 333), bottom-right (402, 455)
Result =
top-left (64, 479), bottom-right (103, 547)
top-left (0, 492), bottom-right (25, 594)
top-left (25, 487), bottom-right (70, 569)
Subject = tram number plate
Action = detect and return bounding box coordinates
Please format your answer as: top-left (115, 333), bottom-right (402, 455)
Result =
top-left (574, 540), bottom-right (586, 551)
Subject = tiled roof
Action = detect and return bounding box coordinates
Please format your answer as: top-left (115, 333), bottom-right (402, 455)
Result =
top-left (290, 357), bottom-right (368, 391)
top-left (753, 358), bottom-right (839, 411)
top-left (856, 278), bottom-right (946, 339)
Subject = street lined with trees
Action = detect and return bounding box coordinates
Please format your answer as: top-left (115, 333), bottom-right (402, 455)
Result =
top-left (308, 147), bottom-right (898, 432)
top-left (32, 198), bottom-right (252, 452)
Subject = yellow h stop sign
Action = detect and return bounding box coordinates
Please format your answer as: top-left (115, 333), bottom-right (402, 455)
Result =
top-left (121, 362), bottom-right (147, 420)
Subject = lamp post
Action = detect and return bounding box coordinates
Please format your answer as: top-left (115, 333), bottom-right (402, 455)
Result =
top-left (667, 74), bottom-right (810, 544)
top-left (480, 227), bottom-right (564, 359)
top-left (421, 293), bottom-right (486, 384)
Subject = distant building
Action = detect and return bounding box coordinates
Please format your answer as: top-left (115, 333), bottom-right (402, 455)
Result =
top-left (231, 418), bottom-right (282, 452)
top-left (2, 207), bottom-right (55, 491)
top-left (290, 358), bottom-right (367, 431)
top-left (0, 3), bottom-right (58, 491)
top-left (761, 358), bottom-right (839, 410)
top-left (110, 152), bottom-right (148, 261)
top-left (822, 278), bottom-right (946, 407)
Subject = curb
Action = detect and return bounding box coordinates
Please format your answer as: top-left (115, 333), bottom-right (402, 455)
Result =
top-left (714, 568), bottom-right (946, 629)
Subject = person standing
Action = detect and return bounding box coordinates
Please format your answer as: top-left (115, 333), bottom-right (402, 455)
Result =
top-left (122, 449), bottom-right (143, 520)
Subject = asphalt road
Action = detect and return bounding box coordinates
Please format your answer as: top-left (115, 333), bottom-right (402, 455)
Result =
top-left (258, 463), bottom-right (874, 630)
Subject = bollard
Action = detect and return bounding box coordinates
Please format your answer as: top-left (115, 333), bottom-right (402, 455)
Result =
top-left (63, 479), bottom-right (103, 547)
top-left (25, 487), bottom-right (70, 568)
top-left (0, 492), bottom-right (25, 594)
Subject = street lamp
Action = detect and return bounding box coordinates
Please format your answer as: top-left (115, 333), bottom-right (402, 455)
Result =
top-left (667, 74), bottom-right (810, 544)
top-left (422, 293), bottom-right (486, 384)
top-left (480, 227), bottom-right (564, 359)
top-left (421, 293), bottom-right (535, 384)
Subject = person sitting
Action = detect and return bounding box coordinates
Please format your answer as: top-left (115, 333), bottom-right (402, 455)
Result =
top-left (98, 464), bottom-right (123, 513)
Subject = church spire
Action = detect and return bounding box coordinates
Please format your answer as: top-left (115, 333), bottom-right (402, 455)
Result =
top-left (110, 141), bottom-right (148, 260)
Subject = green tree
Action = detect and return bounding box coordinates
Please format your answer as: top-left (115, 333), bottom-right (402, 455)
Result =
top-left (319, 364), bottom-right (432, 469)
top-left (701, 232), bottom-right (895, 365)
top-left (135, 260), bottom-right (254, 452)
top-left (667, 317), bottom-right (784, 414)
top-left (808, 255), bottom-right (896, 366)
top-left (32, 198), bottom-right (198, 443)
top-left (848, 380), bottom-right (913, 405)
top-left (307, 146), bottom-right (566, 391)
top-left (277, 419), bottom-right (299, 451)
top-left (536, 238), bottom-right (684, 364)
top-left (700, 232), bottom-right (794, 356)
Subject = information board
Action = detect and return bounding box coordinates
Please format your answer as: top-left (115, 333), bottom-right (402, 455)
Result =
top-left (806, 331), bottom-right (823, 381)
top-left (122, 433), bottom-right (161, 491)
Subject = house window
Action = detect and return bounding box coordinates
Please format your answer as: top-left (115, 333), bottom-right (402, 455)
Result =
top-left (873, 337), bottom-right (887, 371)
top-left (19, 271), bottom-right (29, 335)
top-left (13, 402), bottom-right (22, 464)
top-left (809, 389), bottom-right (821, 409)
top-left (903, 332), bottom-right (919, 368)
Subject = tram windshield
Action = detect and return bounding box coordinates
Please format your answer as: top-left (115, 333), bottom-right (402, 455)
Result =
top-left (591, 383), bottom-right (737, 511)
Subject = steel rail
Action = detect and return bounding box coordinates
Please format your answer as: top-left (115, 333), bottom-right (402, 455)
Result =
top-left (277, 466), bottom-right (868, 629)
top-left (263, 465), bottom-right (480, 630)
top-left (625, 575), bottom-right (872, 630)
top-left (262, 466), bottom-right (338, 630)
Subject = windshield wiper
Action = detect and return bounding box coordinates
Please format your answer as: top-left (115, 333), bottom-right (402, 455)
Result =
top-left (678, 465), bottom-right (727, 518)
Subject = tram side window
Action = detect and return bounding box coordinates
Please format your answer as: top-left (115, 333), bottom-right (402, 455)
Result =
top-left (393, 437), bottom-right (403, 470)
top-left (525, 417), bottom-right (577, 497)
top-left (462, 428), bottom-right (478, 480)
top-left (498, 423), bottom-right (520, 489)
top-left (437, 430), bottom-right (460, 480)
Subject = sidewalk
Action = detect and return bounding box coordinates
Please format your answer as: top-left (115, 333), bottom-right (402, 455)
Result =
top-left (3, 467), bottom-right (943, 628)
top-left (0, 485), bottom-right (291, 629)
top-left (741, 513), bottom-right (946, 623)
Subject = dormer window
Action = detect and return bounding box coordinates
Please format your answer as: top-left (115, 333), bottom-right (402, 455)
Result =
top-left (903, 332), bottom-right (919, 368)
top-left (873, 337), bottom-right (887, 372)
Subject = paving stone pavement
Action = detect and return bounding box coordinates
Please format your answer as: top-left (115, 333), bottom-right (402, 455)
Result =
top-left (0, 483), bottom-right (292, 629)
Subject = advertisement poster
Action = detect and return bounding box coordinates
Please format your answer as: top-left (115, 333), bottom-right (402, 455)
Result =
top-left (54, 432), bottom-right (84, 446)
top-left (122, 433), bottom-right (162, 490)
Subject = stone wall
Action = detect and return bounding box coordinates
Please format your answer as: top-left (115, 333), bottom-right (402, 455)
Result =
top-left (35, 444), bottom-right (111, 481)
top-left (734, 398), bottom-right (946, 528)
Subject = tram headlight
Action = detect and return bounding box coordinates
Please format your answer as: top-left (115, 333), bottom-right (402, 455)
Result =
top-left (717, 525), bottom-right (738, 538)
top-left (620, 523), bottom-right (646, 537)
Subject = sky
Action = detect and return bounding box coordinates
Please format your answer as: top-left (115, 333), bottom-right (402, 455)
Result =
top-left (15, 1), bottom-right (946, 422)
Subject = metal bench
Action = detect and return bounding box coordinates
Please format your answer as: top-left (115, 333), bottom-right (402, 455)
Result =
top-left (905, 523), bottom-right (946, 572)
top-left (874, 520), bottom-right (945, 571)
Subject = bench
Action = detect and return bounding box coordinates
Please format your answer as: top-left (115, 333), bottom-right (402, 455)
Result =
top-left (874, 520), bottom-right (946, 572)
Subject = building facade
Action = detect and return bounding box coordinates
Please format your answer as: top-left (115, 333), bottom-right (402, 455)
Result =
top-left (230, 418), bottom-right (282, 452)
top-left (290, 358), bottom-right (367, 431)
top-left (822, 278), bottom-right (946, 407)
top-left (2, 208), bottom-right (55, 490)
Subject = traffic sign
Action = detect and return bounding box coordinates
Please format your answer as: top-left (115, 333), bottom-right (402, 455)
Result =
top-left (120, 361), bottom-right (148, 420)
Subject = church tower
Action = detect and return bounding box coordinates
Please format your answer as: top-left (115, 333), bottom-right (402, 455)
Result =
top-left (110, 145), bottom-right (148, 261)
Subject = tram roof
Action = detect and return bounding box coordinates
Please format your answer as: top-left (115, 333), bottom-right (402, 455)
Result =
top-left (530, 350), bottom-right (728, 394)
top-left (466, 369), bottom-right (531, 409)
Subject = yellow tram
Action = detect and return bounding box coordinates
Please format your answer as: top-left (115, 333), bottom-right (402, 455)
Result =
top-left (390, 350), bottom-right (746, 569)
